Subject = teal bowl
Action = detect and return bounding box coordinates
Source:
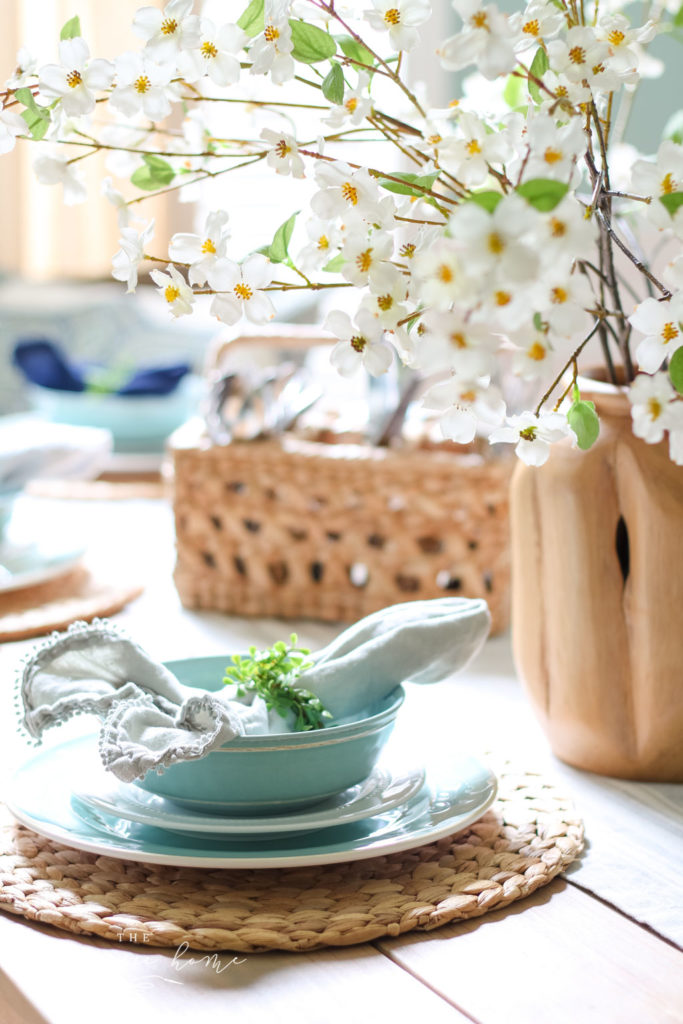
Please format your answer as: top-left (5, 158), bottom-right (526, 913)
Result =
top-left (135, 656), bottom-right (405, 815)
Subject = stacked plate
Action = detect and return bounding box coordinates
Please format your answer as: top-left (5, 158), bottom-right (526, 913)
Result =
top-left (7, 734), bottom-right (498, 868)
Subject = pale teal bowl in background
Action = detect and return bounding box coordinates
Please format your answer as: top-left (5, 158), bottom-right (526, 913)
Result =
top-left (135, 655), bottom-right (404, 815)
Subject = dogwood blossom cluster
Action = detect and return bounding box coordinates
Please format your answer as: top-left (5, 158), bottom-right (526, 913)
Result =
top-left (2, 0), bottom-right (683, 465)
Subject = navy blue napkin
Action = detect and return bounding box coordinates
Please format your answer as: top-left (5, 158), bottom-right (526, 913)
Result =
top-left (13, 339), bottom-right (191, 397)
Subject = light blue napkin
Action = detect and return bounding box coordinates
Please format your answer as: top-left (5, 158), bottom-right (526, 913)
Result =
top-left (19, 598), bottom-right (490, 783)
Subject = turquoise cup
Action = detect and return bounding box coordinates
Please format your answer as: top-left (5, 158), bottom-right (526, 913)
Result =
top-left (134, 655), bottom-right (404, 815)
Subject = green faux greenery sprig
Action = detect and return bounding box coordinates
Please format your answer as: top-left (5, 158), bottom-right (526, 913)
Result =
top-left (222, 634), bottom-right (332, 732)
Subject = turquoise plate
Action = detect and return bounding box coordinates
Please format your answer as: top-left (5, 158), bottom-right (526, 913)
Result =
top-left (7, 735), bottom-right (498, 869)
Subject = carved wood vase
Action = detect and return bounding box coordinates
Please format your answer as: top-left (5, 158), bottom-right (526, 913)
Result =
top-left (510, 377), bottom-right (683, 781)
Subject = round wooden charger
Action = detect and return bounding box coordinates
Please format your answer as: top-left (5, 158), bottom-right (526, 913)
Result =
top-left (0, 566), bottom-right (143, 642)
top-left (0, 762), bottom-right (583, 953)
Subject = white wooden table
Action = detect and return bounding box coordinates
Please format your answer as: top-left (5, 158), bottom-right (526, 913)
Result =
top-left (0, 496), bottom-right (681, 1024)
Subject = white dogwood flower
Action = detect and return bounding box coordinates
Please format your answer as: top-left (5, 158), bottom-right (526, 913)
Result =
top-left (628, 371), bottom-right (677, 443)
top-left (423, 374), bottom-right (505, 443)
top-left (448, 193), bottom-right (539, 284)
top-left (360, 263), bottom-right (409, 328)
top-left (514, 0), bottom-right (564, 52)
top-left (412, 238), bottom-right (464, 308)
top-left (6, 48), bottom-right (37, 89)
top-left (133, 0), bottom-right (200, 61)
top-left (261, 128), bottom-right (305, 178)
top-left (208, 254), bottom-right (275, 325)
top-left (324, 74), bottom-right (372, 129)
top-left (109, 52), bottom-right (175, 120)
top-left (297, 217), bottom-right (343, 273)
top-left (631, 140), bottom-right (683, 232)
top-left (38, 37), bottom-right (114, 117)
top-left (111, 220), bottom-right (154, 292)
top-left (169, 210), bottom-right (230, 286)
top-left (150, 264), bottom-right (195, 317)
top-left (341, 229), bottom-right (393, 286)
top-left (311, 161), bottom-right (385, 224)
top-left (629, 292), bottom-right (683, 372)
top-left (180, 19), bottom-right (246, 86)
top-left (416, 309), bottom-right (498, 375)
top-left (101, 176), bottom-right (130, 228)
top-left (249, 0), bottom-right (295, 84)
top-left (440, 0), bottom-right (518, 80)
top-left (489, 410), bottom-right (572, 465)
top-left (438, 111), bottom-right (510, 186)
top-left (364, 0), bottom-right (432, 52)
top-left (326, 308), bottom-right (394, 377)
top-left (525, 113), bottom-right (585, 182)
top-left (33, 153), bottom-right (86, 205)
top-left (0, 106), bottom-right (27, 155)
top-left (547, 26), bottom-right (619, 92)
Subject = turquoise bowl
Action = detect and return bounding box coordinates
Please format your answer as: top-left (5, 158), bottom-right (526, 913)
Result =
top-left (135, 656), bottom-right (405, 815)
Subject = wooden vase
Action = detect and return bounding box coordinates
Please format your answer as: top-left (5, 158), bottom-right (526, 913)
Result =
top-left (510, 379), bottom-right (683, 780)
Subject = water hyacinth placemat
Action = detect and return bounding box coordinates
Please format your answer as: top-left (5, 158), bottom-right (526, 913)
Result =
top-left (0, 760), bottom-right (583, 953)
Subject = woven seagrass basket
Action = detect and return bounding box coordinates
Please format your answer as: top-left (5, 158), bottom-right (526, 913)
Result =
top-left (171, 424), bottom-right (513, 634)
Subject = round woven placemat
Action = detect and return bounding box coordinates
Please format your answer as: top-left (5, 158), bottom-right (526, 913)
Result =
top-left (0, 761), bottom-right (583, 953)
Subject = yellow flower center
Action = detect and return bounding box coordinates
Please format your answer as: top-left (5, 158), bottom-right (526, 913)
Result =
top-left (275, 139), bottom-right (291, 159)
top-left (161, 18), bottom-right (178, 35)
top-left (608, 29), bottom-right (625, 46)
top-left (592, 62), bottom-right (606, 75)
top-left (648, 397), bottom-right (663, 420)
top-left (264, 24), bottom-right (279, 42)
top-left (437, 264), bottom-right (454, 283)
top-left (317, 235), bottom-right (329, 250)
top-left (660, 173), bottom-right (677, 195)
top-left (551, 286), bottom-right (569, 304)
top-left (451, 332), bottom-right (467, 348)
top-left (345, 97), bottom-right (358, 113)
top-left (135, 75), bottom-right (151, 94)
top-left (549, 217), bottom-right (567, 237)
top-left (377, 294), bottom-right (394, 311)
top-left (556, 85), bottom-right (569, 98)
top-left (342, 182), bottom-right (358, 205)
top-left (356, 248), bottom-right (373, 273)
top-left (201, 238), bottom-right (216, 255)
top-left (519, 425), bottom-right (537, 441)
top-left (234, 283), bottom-right (253, 300)
top-left (460, 389), bottom-right (477, 403)
top-left (201, 40), bottom-right (218, 59)
top-left (494, 290), bottom-right (511, 306)
top-left (428, 133), bottom-right (442, 146)
top-left (165, 285), bottom-right (180, 303)
top-left (544, 147), bottom-right (563, 165)
top-left (471, 11), bottom-right (489, 29)
top-left (488, 232), bottom-right (505, 255)
top-left (528, 341), bottom-right (547, 361)
top-left (568, 45), bottom-right (586, 64)
top-left (400, 243), bottom-right (416, 258)
top-left (350, 334), bottom-right (366, 353)
top-left (523, 19), bottom-right (540, 35)
top-left (661, 322), bottom-right (679, 343)
top-left (466, 139), bottom-right (482, 156)
top-left (384, 8), bottom-right (401, 25)
top-left (66, 70), bottom-right (82, 88)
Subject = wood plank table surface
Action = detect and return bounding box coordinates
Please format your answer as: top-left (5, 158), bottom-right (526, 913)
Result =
top-left (0, 495), bottom-right (681, 1024)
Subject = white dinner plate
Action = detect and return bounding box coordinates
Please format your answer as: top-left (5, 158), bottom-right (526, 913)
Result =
top-left (7, 735), bottom-right (498, 869)
top-left (0, 536), bottom-right (86, 593)
top-left (71, 756), bottom-right (426, 836)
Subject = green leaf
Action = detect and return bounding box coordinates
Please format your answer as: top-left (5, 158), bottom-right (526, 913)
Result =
top-left (265, 211), bottom-right (298, 263)
top-left (533, 312), bottom-right (545, 331)
top-left (669, 348), bottom-right (683, 395)
top-left (675, 3), bottom-right (683, 26)
top-left (517, 178), bottom-right (568, 211)
top-left (378, 171), bottom-right (439, 197)
top-left (322, 62), bottom-right (345, 105)
top-left (289, 20), bottom-right (337, 64)
top-left (568, 398), bottom-right (600, 450)
top-left (322, 253), bottom-right (345, 273)
top-left (528, 47), bottom-right (550, 104)
top-left (237, 0), bottom-right (264, 36)
top-left (15, 87), bottom-right (50, 139)
top-left (337, 34), bottom-right (375, 69)
top-left (60, 15), bottom-right (82, 40)
top-left (468, 190), bottom-right (503, 213)
top-left (503, 71), bottom-right (525, 109)
top-left (659, 192), bottom-right (683, 216)
top-left (131, 153), bottom-right (175, 192)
